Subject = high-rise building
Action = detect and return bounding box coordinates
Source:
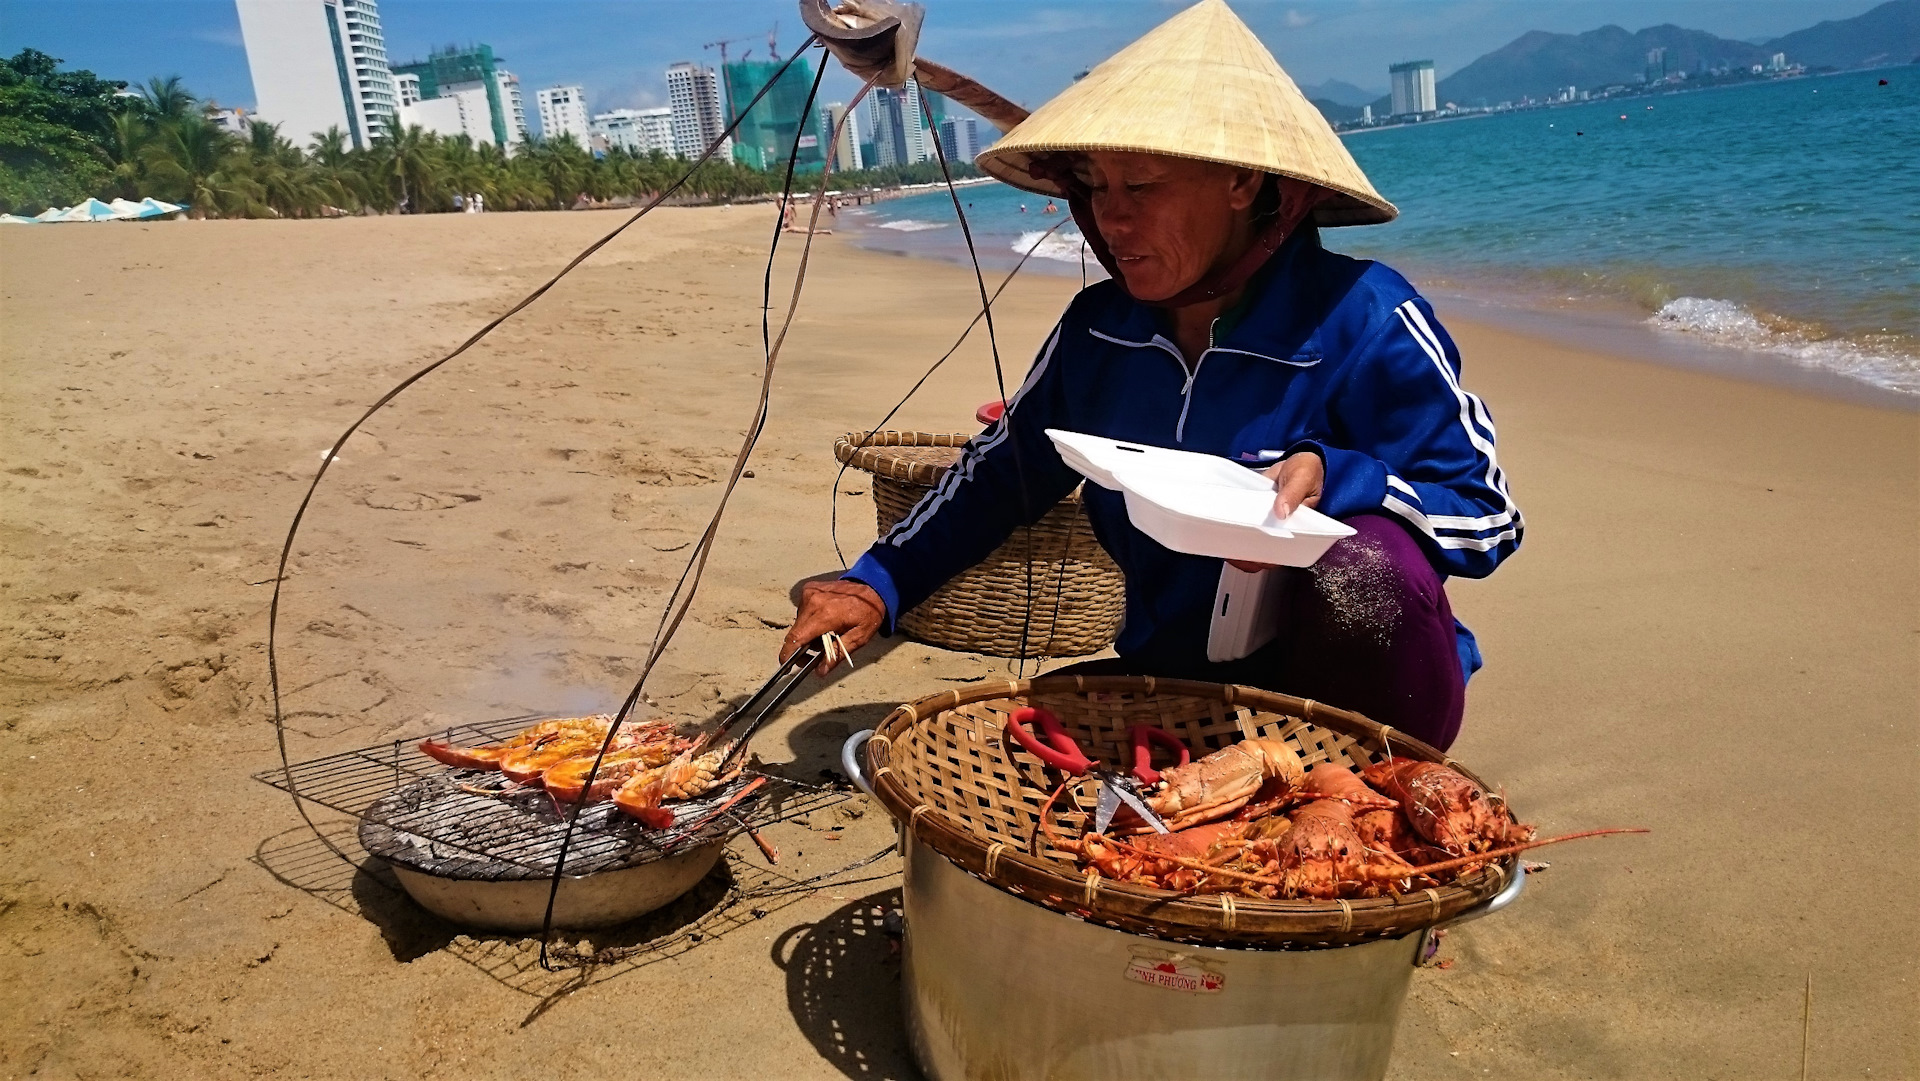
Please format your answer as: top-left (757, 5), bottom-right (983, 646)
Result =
top-left (666, 62), bottom-right (729, 160)
top-left (820, 102), bottom-right (862, 172)
top-left (536, 85), bottom-right (590, 146)
top-left (1388, 60), bottom-right (1436, 117)
top-left (592, 107), bottom-right (675, 156)
top-left (391, 44), bottom-right (522, 149)
top-left (234, 0), bottom-right (397, 149)
top-left (1644, 47), bottom-right (1669, 84)
top-left (722, 56), bottom-right (824, 172)
top-left (495, 70), bottom-right (529, 144)
top-left (867, 79), bottom-right (933, 167)
top-left (936, 116), bottom-right (981, 164)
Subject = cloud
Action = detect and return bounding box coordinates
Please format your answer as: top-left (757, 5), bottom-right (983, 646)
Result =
top-left (1284, 9), bottom-right (1316, 29)
top-left (188, 26), bottom-right (245, 49)
top-left (592, 80), bottom-right (666, 112)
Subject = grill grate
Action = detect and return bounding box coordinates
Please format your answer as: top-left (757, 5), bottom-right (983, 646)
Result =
top-left (252, 819), bottom-right (898, 990)
top-left (255, 715), bottom-right (845, 880)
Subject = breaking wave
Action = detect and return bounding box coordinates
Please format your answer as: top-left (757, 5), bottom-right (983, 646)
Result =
top-left (1013, 229), bottom-right (1089, 264)
top-left (1649, 297), bottom-right (1920, 396)
top-left (875, 218), bottom-right (947, 232)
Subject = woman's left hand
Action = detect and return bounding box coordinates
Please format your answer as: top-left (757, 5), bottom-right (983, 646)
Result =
top-left (1226, 450), bottom-right (1324, 572)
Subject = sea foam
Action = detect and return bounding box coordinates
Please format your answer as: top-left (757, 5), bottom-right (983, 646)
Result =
top-left (1013, 229), bottom-right (1089, 264)
top-left (1650, 297), bottom-right (1920, 396)
top-left (875, 219), bottom-right (947, 232)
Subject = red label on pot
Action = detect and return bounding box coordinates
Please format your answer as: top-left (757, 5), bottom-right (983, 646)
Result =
top-left (1124, 950), bottom-right (1224, 993)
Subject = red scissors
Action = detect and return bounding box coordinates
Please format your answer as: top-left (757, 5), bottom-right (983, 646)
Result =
top-left (1004, 706), bottom-right (1190, 834)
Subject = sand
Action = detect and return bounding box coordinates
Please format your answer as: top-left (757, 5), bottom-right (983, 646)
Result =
top-left (1, 207), bottom-right (1914, 1080)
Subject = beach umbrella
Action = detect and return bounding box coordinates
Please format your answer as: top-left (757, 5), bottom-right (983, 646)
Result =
top-left (137, 197), bottom-right (183, 218)
top-left (0, 213), bottom-right (36, 224)
top-left (32, 206), bottom-right (68, 222)
top-left (108, 198), bottom-right (146, 219)
top-left (53, 198), bottom-right (122, 222)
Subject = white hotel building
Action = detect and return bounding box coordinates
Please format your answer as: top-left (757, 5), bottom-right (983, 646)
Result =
top-left (234, 0), bottom-right (397, 149)
top-left (666, 62), bottom-right (729, 161)
top-left (536, 86), bottom-right (591, 146)
top-left (591, 108), bottom-right (675, 156)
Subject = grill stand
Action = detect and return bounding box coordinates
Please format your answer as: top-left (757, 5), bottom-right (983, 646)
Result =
top-left (256, 718), bottom-right (875, 941)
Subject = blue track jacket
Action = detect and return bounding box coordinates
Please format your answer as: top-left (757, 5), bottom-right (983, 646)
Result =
top-left (846, 230), bottom-right (1522, 672)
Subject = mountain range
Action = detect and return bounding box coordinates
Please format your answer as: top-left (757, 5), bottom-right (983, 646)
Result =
top-left (1297, 79), bottom-right (1384, 108)
top-left (1316, 0), bottom-right (1917, 118)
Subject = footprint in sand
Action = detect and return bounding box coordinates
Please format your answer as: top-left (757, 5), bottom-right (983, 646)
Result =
top-left (359, 489), bottom-right (482, 512)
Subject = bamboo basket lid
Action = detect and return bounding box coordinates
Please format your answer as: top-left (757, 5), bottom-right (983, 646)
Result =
top-left (834, 430), bottom-right (969, 486)
top-left (864, 677), bottom-right (1515, 947)
top-left (975, 0), bottom-right (1396, 228)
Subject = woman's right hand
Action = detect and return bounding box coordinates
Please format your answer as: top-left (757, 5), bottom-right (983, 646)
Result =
top-left (782, 579), bottom-right (886, 674)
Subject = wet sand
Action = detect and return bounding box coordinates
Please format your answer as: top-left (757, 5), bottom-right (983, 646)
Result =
top-left (1, 208), bottom-right (1914, 1079)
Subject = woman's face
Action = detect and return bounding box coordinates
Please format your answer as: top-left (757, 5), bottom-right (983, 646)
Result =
top-left (1072, 151), bottom-right (1265, 301)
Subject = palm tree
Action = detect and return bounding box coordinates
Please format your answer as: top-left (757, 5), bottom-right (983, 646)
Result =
top-left (371, 122), bottom-right (438, 212)
top-left (245, 120), bottom-right (325, 217)
top-left (106, 111), bottom-right (155, 198)
top-left (434, 134), bottom-right (491, 211)
top-left (522, 135), bottom-right (592, 209)
top-left (139, 75), bottom-right (195, 122)
top-left (307, 126), bottom-right (367, 212)
top-left (140, 116), bottom-right (264, 217)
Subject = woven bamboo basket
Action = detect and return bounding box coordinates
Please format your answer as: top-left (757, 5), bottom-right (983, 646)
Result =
top-left (864, 677), bottom-right (1517, 948)
top-left (834, 431), bottom-right (1125, 658)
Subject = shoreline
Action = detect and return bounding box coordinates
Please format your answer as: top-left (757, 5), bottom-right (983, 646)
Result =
top-left (834, 211), bottom-right (1919, 412)
top-left (1330, 61), bottom-right (1887, 138)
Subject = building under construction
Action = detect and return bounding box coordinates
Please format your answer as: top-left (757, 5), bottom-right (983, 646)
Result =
top-left (723, 54), bottom-right (825, 173)
top-left (391, 44), bottom-right (524, 147)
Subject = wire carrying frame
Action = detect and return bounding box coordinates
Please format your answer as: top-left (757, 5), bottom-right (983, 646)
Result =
top-left (263, 8), bottom-right (1085, 972)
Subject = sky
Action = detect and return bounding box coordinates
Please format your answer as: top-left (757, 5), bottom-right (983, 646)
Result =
top-left (0, 0), bottom-right (1880, 133)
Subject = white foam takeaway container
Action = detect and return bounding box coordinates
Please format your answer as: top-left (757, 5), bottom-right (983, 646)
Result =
top-left (1045, 429), bottom-right (1354, 567)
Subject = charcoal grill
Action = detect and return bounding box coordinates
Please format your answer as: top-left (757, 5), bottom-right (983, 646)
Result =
top-left (257, 713), bottom-right (826, 932)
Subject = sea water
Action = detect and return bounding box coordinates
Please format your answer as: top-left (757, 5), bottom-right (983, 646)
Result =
top-left (841, 67), bottom-right (1918, 400)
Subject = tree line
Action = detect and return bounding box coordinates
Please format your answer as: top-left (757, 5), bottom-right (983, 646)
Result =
top-left (0, 49), bottom-right (981, 218)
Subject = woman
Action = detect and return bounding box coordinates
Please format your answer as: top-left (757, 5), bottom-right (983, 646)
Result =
top-left (784, 1), bottom-right (1519, 750)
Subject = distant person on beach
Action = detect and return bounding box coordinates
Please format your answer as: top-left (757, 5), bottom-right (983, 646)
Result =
top-left (1043, 200), bottom-right (1058, 214)
top-left (787, 2), bottom-right (1519, 750)
top-left (1018, 204), bottom-right (1027, 213)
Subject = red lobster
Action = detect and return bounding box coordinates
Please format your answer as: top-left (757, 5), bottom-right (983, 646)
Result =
top-left (1361, 757), bottom-right (1532, 856)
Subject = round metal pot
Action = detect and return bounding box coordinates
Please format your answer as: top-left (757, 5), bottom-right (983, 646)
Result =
top-left (382, 842), bottom-right (724, 932)
top-left (845, 730), bottom-right (1524, 1081)
top-left (359, 804), bottom-right (726, 934)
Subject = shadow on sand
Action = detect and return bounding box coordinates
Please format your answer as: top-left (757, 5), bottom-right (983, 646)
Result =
top-left (774, 888), bottom-right (920, 1081)
top-left (253, 820), bottom-right (813, 1013)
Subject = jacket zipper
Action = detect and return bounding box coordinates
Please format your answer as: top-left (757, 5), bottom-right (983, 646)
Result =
top-left (1173, 318), bottom-right (1221, 444)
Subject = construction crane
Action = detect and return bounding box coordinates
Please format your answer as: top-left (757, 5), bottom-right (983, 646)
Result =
top-left (767, 22), bottom-right (781, 62)
top-left (703, 36), bottom-right (753, 67)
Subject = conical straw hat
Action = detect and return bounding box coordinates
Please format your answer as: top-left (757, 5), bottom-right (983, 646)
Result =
top-left (975, 0), bottom-right (1395, 227)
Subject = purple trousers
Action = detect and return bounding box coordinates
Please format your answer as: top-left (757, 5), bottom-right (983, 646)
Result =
top-left (1050, 515), bottom-right (1467, 750)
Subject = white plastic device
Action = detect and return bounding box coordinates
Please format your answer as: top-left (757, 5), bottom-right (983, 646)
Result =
top-left (1207, 563), bottom-right (1291, 663)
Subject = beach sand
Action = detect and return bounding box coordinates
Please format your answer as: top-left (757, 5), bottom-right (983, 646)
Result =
top-left (2, 208), bottom-right (1914, 1079)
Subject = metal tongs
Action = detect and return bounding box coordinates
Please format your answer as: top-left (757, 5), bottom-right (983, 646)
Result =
top-left (706, 637), bottom-right (828, 774)
top-left (1005, 706), bottom-right (1188, 834)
